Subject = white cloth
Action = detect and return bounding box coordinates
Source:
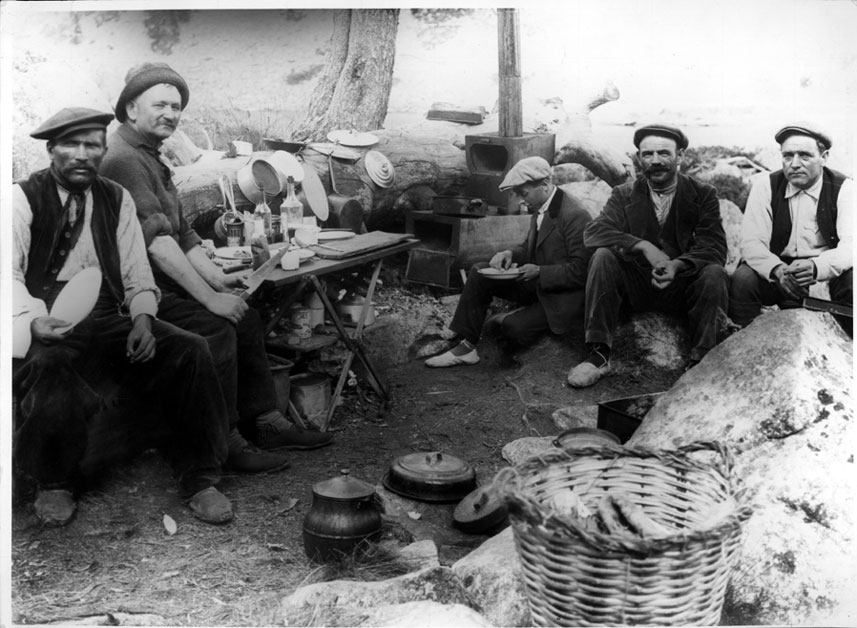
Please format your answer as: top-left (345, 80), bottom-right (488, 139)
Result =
top-left (13, 182), bottom-right (160, 358)
top-left (536, 187), bottom-right (557, 230)
top-left (740, 171), bottom-right (853, 283)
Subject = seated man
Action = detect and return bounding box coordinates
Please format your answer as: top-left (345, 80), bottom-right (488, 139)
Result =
top-left (426, 156), bottom-right (593, 368)
top-left (13, 107), bottom-right (233, 526)
top-left (730, 123), bottom-right (852, 328)
top-left (99, 63), bottom-right (331, 471)
top-left (567, 124), bottom-right (730, 387)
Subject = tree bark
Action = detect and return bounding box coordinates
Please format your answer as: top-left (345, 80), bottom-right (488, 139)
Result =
top-left (292, 9), bottom-right (399, 141)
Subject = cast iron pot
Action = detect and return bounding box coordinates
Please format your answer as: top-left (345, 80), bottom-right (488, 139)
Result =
top-left (383, 451), bottom-right (476, 503)
top-left (303, 469), bottom-right (382, 562)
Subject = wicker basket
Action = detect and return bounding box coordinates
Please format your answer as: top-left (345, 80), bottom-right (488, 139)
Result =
top-left (493, 441), bottom-right (751, 627)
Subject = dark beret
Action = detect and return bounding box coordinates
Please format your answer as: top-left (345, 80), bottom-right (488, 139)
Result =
top-left (30, 107), bottom-right (114, 141)
top-left (633, 124), bottom-right (689, 150)
top-left (774, 123), bottom-right (832, 151)
top-left (115, 62), bottom-right (189, 123)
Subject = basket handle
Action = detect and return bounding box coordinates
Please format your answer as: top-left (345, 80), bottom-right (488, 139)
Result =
top-left (675, 440), bottom-right (735, 477)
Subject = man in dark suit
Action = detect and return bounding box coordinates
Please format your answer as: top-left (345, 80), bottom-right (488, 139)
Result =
top-left (567, 124), bottom-right (729, 387)
top-left (426, 156), bottom-right (593, 368)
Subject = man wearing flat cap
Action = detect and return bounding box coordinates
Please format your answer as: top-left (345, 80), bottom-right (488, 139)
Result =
top-left (567, 124), bottom-right (730, 387)
top-left (100, 63), bottom-right (332, 471)
top-left (426, 156), bottom-right (593, 368)
top-left (13, 107), bottom-right (236, 526)
top-left (730, 123), bottom-right (852, 328)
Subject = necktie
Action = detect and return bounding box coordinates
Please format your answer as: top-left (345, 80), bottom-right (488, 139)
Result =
top-left (68, 192), bottom-right (85, 227)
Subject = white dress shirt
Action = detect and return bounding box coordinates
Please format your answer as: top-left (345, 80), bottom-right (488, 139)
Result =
top-left (535, 187), bottom-right (557, 230)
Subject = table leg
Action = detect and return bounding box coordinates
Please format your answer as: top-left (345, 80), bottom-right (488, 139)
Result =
top-left (265, 276), bottom-right (310, 336)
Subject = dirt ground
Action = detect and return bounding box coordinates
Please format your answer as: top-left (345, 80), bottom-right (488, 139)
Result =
top-left (10, 259), bottom-right (680, 627)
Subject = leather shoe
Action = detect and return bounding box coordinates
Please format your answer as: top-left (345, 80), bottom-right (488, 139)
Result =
top-left (186, 487), bottom-right (233, 524)
top-left (256, 424), bottom-right (334, 451)
top-left (567, 360), bottom-right (612, 388)
top-left (425, 348), bottom-right (480, 368)
top-left (226, 443), bottom-right (291, 473)
top-left (34, 489), bottom-right (76, 526)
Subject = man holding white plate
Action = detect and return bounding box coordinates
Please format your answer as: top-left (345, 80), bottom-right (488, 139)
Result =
top-left (426, 156), bottom-right (593, 368)
top-left (13, 107), bottom-right (235, 526)
top-left (101, 63), bottom-right (332, 468)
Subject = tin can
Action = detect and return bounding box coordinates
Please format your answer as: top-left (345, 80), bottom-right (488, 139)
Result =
top-left (290, 306), bottom-right (313, 339)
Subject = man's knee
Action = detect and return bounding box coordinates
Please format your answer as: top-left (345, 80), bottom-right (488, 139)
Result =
top-left (729, 263), bottom-right (762, 299)
top-left (830, 269), bottom-right (853, 305)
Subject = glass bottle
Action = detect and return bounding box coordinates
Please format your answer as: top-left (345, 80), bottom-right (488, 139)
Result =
top-left (281, 176), bottom-right (304, 232)
top-left (253, 191), bottom-right (273, 241)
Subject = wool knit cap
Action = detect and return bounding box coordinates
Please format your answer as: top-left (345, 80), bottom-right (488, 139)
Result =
top-left (499, 156), bottom-right (553, 191)
top-left (775, 123), bottom-right (832, 151)
top-left (633, 124), bottom-right (689, 150)
top-left (115, 62), bottom-right (189, 123)
top-left (30, 107), bottom-right (115, 141)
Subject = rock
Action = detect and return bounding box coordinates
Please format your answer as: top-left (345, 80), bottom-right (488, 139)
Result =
top-left (719, 198), bottom-right (743, 273)
top-left (452, 527), bottom-right (531, 627)
top-left (48, 614), bottom-right (167, 626)
top-left (501, 436), bottom-right (559, 465)
top-left (551, 405), bottom-right (597, 431)
top-left (393, 539), bottom-right (441, 571)
top-left (280, 565), bottom-right (474, 627)
top-left (365, 601), bottom-right (492, 627)
top-left (558, 180), bottom-right (613, 219)
top-left (628, 309), bottom-right (855, 625)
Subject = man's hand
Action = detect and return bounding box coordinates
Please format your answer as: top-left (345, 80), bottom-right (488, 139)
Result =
top-left (771, 264), bottom-right (809, 300)
top-left (651, 259), bottom-right (686, 290)
top-left (516, 264), bottom-right (540, 281)
top-left (205, 292), bottom-right (249, 324)
top-left (632, 240), bottom-right (671, 269)
top-left (31, 316), bottom-right (73, 344)
top-left (784, 259), bottom-right (817, 287)
top-left (211, 271), bottom-right (249, 294)
top-left (489, 250), bottom-right (514, 270)
top-left (126, 314), bottom-right (156, 363)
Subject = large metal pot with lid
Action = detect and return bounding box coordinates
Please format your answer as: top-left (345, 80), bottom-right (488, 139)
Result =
top-left (383, 451), bottom-right (477, 503)
top-left (303, 469), bottom-right (382, 562)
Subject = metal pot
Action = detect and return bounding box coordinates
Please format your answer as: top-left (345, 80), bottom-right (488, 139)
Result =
top-left (336, 296), bottom-right (375, 327)
top-left (383, 451), bottom-right (476, 503)
top-left (552, 427), bottom-right (620, 450)
top-left (303, 469), bottom-right (383, 562)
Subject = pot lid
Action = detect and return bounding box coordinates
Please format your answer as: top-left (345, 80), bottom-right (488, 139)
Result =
top-left (364, 150), bottom-right (395, 188)
top-left (297, 159), bottom-right (329, 221)
top-left (313, 469), bottom-right (375, 501)
top-left (327, 129), bottom-right (379, 147)
top-left (453, 485), bottom-right (509, 534)
top-left (392, 451), bottom-right (474, 482)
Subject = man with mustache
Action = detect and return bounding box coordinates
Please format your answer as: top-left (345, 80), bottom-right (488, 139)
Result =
top-left (14, 107), bottom-right (235, 525)
top-left (567, 124), bottom-right (729, 387)
top-left (425, 156), bottom-right (592, 368)
top-left (100, 63), bottom-right (331, 473)
top-left (730, 124), bottom-right (852, 329)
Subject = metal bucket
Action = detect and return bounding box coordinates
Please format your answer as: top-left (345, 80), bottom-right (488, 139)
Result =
top-left (290, 373), bottom-right (331, 430)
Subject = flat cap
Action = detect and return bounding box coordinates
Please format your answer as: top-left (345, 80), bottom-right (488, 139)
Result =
top-left (115, 62), bottom-right (189, 123)
top-left (499, 156), bottom-right (552, 191)
top-left (775, 123), bottom-right (832, 150)
top-left (633, 124), bottom-right (689, 150)
top-left (30, 107), bottom-right (114, 141)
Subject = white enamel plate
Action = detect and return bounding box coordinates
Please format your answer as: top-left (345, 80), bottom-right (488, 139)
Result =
top-left (50, 267), bottom-right (102, 332)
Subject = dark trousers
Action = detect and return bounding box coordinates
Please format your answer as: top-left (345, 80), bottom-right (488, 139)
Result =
top-left (730, 262), bottom-right (853, 327)
top-left (157, 292), bottom-right (278, 429)
top-left (450, 263), bottom-right (577, 349)
top-left (13, 307), bottom-right (229, 498)
top-left (583, 248), bottom-right (729, 362)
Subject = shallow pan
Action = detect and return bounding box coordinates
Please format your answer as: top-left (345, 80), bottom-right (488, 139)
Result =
top-left (383, 451), bottom-right (476, 503)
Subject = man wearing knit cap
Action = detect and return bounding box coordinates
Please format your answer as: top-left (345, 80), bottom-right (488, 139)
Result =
top-left (730, 123), bottom-right (852, 329)
top-left (567, 124), bottom-right (730, 387)
top-left (14, 107), bottom-right (235, 525)
top-left (101, 63), bottom-right (332, 472)
top-left (425, 156), bottom-right (593, 368)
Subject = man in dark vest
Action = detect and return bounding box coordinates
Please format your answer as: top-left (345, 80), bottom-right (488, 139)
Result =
top-left (730, 123), bottom-right (853, 327)
top-left (100, 63), bottom-right (332, 471)
top-left (13, 107), bottom-right (234, 526)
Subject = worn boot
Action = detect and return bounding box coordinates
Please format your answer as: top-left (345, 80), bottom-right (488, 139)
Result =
top-left (254, 411), bottom-right (334, 451)
top-left (225, 428), bottom-right (291, 473)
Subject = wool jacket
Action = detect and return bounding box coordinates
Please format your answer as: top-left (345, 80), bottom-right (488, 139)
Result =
top-left (584, 173), bottom-right (727, 273)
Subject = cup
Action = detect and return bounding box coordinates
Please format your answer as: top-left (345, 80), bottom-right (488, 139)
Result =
top-left (270, 215), bottom-right (283, 243)
top-left (225, 220), bottom-right (244, 247)
top-left (281, 249), bottom-right (301, 271)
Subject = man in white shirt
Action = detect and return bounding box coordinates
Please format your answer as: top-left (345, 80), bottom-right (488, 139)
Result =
top-left (13, 107), bottom-right (235, 526)
top-left (730, 124), bottom-right (852, 329)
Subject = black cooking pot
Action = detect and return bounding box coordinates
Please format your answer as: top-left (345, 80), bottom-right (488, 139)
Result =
top-left (303, 469), bottom-right (382, 562)
top-left (383, 451), bottom-right (476, 503)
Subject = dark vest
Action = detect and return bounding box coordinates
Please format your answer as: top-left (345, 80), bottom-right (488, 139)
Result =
top-left (769, 167), bottom-right (846, 256)
top-left (18, 169), bottom-right (126, 307)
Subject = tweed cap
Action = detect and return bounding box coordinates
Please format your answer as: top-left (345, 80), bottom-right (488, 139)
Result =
top-left (499, 156), bottom-right (552, 191)
top-left (115, 62), bottom-right (189, 123)
top-left (633, 124), bottom-right (689, 150)
top-left (775, 123), bottom-right (832, 151)
top-left (30, 107), bottom-right (114, 141)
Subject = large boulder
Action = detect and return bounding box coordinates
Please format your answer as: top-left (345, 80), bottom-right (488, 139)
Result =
top-left (629, 309), bottom-right (855, 625)
top-left (452, 527), bottom-right (531, 627)
top-left (366, 601), bottom-right (492, 627)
